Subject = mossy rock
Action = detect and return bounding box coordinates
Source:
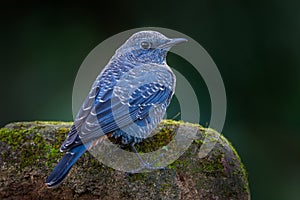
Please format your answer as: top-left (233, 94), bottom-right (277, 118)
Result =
top-left (0, 120), bottom-right (250, 200)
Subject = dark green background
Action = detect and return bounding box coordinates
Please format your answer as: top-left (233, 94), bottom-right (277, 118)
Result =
top-left (1, 1), bottom-right (299, 199)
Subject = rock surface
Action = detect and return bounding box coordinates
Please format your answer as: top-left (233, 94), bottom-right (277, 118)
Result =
top-left (0, 120), bottom-right (250, 200)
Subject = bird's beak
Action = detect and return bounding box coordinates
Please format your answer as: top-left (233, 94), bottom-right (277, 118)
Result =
top-left (158, 38), bottom-right (188, 49)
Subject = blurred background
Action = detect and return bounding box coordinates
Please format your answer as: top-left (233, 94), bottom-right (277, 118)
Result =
top-left (1, 1), bottom-right (299, 199)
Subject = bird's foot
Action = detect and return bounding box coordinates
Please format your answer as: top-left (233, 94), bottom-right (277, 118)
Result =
top-left (128, 152), bottom-right (166, 173)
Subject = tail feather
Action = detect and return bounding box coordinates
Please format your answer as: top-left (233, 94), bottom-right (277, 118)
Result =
top-left (46, 143), bottom-right (89, 188)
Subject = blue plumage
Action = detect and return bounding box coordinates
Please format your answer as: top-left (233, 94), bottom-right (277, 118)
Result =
top-left (46, 31), bottom-right (187, 188)
top-left (46, 141), bottom-right (92, 187)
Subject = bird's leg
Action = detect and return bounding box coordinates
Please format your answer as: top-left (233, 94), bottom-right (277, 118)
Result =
top-left (129, 143), bottom-right (166, 173)
top-left (130, 143), bottom-right (147, 166)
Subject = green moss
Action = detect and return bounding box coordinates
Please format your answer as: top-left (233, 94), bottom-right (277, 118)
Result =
top-left (128, 172), bottom-right (147, 182)
top-left (0, 124), bottom-right (70, 169)
top-left (33, 121), bottom-right (73, 125)
top-left (167, 159), bottom-right (190, 171)
top-left (194, 139), bottom-right (204, 145)
top-left (159, 183), bottom-right (172, 191)
top-left (135, 119), bottom-right (204, 153)
top-left (136, 125), bottom-right (176, 153)
top-left (200, 154), bottom-right (224, 174)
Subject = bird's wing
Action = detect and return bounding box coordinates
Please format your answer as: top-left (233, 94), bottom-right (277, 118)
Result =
top-left (61, 64), bottom-right (175, 151)
top-left (60, 73), bottom-right (102, 151)
top-left (79, 64), bottom-right (175, 142)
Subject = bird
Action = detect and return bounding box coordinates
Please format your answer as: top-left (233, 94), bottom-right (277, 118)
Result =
top-left (46, 30), bottom-right (187, 188)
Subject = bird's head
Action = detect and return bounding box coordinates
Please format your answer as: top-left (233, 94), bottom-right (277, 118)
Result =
top-left (115, 31), bottom-right (187, 64)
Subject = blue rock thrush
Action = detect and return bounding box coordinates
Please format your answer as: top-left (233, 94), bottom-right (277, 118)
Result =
top-left (46, 30), bottom-right (187, 188)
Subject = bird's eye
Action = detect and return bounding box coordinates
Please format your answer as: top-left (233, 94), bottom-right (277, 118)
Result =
top-left (140, 41), bottom-right (151, 49)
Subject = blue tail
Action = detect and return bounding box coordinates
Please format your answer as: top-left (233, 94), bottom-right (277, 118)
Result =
top-left (46, 143), bottom-right (90, 188)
